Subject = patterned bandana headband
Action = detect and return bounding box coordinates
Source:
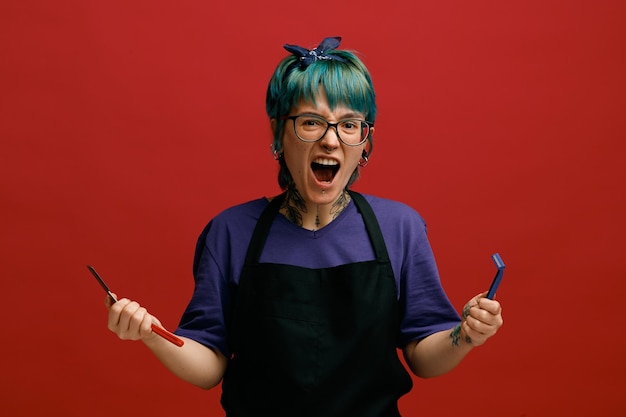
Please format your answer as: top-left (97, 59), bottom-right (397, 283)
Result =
top-left (283, 36), bottom-right (347, 72)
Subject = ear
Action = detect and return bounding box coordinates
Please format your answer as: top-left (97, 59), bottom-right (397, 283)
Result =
top-left (365, 126), bottom-right (374, 153)
top-left (363, 130), bottom-right (373, 157)
top-left (270, 118), bottom-right (277, 136)
top-left (359, 129), bottom-right (373, 167)
top-left (270, 118), bottom-right (282, 158)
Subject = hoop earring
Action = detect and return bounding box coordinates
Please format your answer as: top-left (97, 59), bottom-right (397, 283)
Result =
top-left (271, 145), bottom-right (282, 160)
top-left (359, 150), bottom-right (369, 167)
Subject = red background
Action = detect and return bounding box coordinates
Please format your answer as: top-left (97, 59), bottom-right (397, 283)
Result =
top-left (1, 1), bottom-right (625, 416)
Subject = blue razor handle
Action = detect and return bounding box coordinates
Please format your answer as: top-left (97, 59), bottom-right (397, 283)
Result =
top-left (486, 253), bottom-right (505, 299)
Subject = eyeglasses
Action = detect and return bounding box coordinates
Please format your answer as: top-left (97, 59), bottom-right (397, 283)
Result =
top-left (281, 114), bottom-right (373, 146)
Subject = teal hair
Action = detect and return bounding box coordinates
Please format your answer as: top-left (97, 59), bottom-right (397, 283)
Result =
top-left (266, 49), bottom-right (376, 190)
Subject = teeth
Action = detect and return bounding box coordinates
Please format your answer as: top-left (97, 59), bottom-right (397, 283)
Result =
top-left (312, 158), bottom-right (338, 166)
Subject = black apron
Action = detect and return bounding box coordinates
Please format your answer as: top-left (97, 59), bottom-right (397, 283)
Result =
top-left (222, 191), bottom-right (412, 417)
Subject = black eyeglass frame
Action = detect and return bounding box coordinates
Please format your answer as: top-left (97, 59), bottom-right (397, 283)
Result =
top-left (280, 115), bottom-right (373, 146)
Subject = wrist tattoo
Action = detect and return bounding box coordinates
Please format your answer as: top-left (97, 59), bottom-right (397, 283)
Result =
top-left (460, 303), bottom-right (474, 345)
top-left (450, 324), bottom-right (461, 346)
top-left (450, 323), bottom-right (473, 346)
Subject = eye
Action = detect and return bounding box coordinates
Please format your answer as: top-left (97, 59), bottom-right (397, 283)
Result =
top-left (339, 120), bottom-right (360, 131)
top-left (298, 116), bottom-right (326, 130)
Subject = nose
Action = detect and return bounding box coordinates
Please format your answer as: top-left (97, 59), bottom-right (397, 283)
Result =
top-left (320, 124), bottom-right (340, 151)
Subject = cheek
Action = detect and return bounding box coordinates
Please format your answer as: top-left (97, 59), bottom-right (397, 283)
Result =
top-left (345, 148), bottom-right (364, 168)
top-left (283, 142), bottom-right (310, 174)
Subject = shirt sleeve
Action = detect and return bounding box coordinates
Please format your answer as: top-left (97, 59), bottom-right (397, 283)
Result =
top-left (397, 228), bottom-right (461, 347)
top-left (175, 200), bottom-right (267, 357)
top-left (374, 198), bottom-right (461, 347)
top-left (175, 220), bottom-right (233, 358)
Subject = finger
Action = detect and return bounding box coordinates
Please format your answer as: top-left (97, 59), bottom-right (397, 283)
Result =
top-left (150, 316), bottom-right (163, 328)
top-left (127, 305), bottom-right (151, 339)
top-left (140, 311), bottom-right (158, 336)
top-left (104, 293), bottom-right (118, 308)
top-left (477, 297), bottom-right (502, 315)
top-left (466, 309), bottom-right (502, 340)
top-left (468, 304), bottom-right (494, 324)
top-left (469, 306), bottom-right (503, 331)
top-left (116, 300), bottom-right (142, 339)
top-left (107, 298), bottom-right (130, 331)
top-left (463, 318), bottom-right (493, 346)
top-left (461, 320), bottom-right (480, 346)
top-left (462, 299), bottom-right (480, 319)
top-left (465, 313), bottom-right (487, 335)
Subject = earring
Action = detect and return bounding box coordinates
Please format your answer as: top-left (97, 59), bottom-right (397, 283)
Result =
top-left (271, 145), bottom-right (282, 160)
top-left (359, 150), bottom-right (369, 167)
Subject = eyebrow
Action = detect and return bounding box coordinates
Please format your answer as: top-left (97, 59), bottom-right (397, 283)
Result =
top-left (295, 110), bottom-right (365, 120)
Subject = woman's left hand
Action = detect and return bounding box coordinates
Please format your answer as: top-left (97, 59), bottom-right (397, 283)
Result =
top-left (459, 293), bottom-right (503, 347)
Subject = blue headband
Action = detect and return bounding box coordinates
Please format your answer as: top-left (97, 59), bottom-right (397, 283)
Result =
top-left (283, 36), bottom-right (347, 71)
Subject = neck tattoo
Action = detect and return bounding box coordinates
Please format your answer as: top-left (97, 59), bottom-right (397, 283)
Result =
top-left (315, 206), bottom-right (321, 229)
top-left (280, 187), bottom-right (351, 229)
top-left (281, 187), bottom-right (306, 226)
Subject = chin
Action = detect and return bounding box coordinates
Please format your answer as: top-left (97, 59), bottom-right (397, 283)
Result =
top-left (311, 184), bottom-right (345, 203)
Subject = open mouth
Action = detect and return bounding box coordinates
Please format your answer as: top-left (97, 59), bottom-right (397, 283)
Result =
top-left (311, 158), bottom-right (339, 183)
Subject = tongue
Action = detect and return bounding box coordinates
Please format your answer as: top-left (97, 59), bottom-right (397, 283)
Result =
top-left (313, 166), bottom-right (334, 182)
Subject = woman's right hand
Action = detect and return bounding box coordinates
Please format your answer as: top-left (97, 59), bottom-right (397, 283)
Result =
top-left (103, 294), bottom-right (228, 389)
top-left (105, 295), bottom-right (161, 343)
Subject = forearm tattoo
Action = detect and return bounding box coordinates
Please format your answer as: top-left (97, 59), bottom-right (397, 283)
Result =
top-left (450, 325), bottom-right (462, 346)
top-left (450, 303), bottom-right (474, 346)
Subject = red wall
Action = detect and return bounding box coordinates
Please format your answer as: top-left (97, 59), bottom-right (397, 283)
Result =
top-left (2, 1), bottom-right (625, 416)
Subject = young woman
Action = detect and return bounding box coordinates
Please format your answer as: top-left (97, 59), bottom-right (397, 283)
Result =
top-left (107, 36), bottom-right (503, 417)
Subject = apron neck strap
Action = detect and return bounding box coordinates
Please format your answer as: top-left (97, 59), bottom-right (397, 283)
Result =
top-left (348, 191), bottom-right (391, 262)
top-left (245, 191), bottom-right (390, 264)
top-left (244, 193), bottom-right (286, 265)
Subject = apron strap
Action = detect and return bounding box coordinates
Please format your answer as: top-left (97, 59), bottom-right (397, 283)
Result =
top-left (348, 191), bottom-right (391, 263)
top-left (245, 191), bottom-right (390, 264)
top-left (244, 192), bottom-right (286, 265)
